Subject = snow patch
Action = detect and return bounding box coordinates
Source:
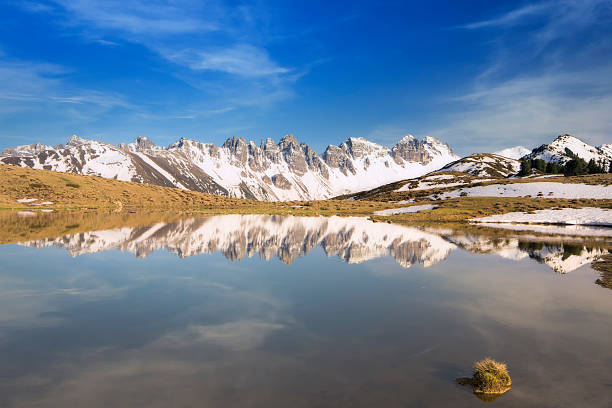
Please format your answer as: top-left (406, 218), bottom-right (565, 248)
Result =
top-left (438, 182), bottom-right (612, 199)
top-left (471, 208), bottom-right (612, 227)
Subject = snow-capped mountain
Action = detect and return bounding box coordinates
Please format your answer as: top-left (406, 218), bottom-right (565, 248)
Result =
top-left (437, 153), bottom-right (520, 178)
top-left (493, 146), bottom-right (532, 160)
top-left (0, 134), bottom-right (458, 201)
top-left (525, 134), bottom-right (612, 164)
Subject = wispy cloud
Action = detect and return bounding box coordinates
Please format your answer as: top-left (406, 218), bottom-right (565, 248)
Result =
top-left (436, 0), bottom-right (612, 152)
top-left (173, 106), bottom-right (235, 119)
top-left (460, 3), bottom-right (551, 29)
top-left (434, 68), bottom-right (612, 151)
top-left (50, 0), bottom-right (218, 35)
top-left (0, 57), bottom-right (131, 115)
top-left (165, 45), bottom-right (290, 77)
top-left (30, 0), bottom-right (297, 107)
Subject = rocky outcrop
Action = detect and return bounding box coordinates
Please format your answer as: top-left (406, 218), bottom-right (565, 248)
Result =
top-left (391, 135), bottom-right (432, 164)
top-left (272, 174), bottom-right (292, 190)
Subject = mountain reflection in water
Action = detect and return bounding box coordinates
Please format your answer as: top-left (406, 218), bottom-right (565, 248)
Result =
top-left (17, 214), bottom-right (610, 273)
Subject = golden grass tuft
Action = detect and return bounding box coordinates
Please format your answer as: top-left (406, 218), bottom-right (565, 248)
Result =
top-left (471, 358), bottom-right (512, 394)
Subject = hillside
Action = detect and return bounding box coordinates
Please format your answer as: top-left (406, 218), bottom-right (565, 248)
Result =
top-left (525, 134), bottom-right (612, 164)
top-left (0, 134), bottom-right (458, 201)
top-left (437, 153), bottom-right (520, 178)
top-left (0, 164), bottom-right (389, 216)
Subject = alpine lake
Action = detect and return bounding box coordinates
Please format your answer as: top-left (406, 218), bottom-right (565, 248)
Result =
top-left (0, 211), bottom-right (611, 407)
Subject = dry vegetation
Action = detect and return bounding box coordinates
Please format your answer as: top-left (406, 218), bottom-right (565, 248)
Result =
top-left (2, 164), bottom-right (611, 228)
top-left (593, 254), bottom-right (612, 290)
top-left (0, 164), bottom-right (394, 216)
top-left (472, 358), bottom-right (512, 394)
top-left (457, 358), bottom-right (512, 401)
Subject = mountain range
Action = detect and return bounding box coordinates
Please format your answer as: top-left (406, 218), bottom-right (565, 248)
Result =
top-left (1, 133), bottom-right (609, 201)
top-left (1, 134), bottom-right (457, 201)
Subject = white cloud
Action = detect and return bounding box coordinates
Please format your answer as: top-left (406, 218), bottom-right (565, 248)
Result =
top-left (166, 44), bottom-right (290, 77)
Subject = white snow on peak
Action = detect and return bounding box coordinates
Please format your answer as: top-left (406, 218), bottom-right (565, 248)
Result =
top-left (66, 134), bottom-right (88, 146)
top-left (0, 133), bottom-right (457, 201)
top-left (527, 134), bottom-right (612, 164)
top-left (494, 146), bottom-right (532, 159)
top-left (397, 134), bottom-right (416, 143)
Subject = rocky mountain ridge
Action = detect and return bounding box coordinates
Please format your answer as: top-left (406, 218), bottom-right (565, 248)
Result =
top-left (0, 134), bottom-right (458, 201)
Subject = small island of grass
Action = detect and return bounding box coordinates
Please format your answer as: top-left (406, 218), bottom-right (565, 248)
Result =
top-left (457, 358), bottom-right (512, 400)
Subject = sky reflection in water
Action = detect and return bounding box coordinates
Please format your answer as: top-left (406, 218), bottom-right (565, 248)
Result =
top-left (0, 214), bottom-right (610, 407)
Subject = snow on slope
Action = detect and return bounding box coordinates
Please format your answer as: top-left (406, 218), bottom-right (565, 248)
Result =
top-left (436, 182), bottom-right (612, 199)
top-left (494, 146), bottom-right (532, 159)
top-left (437, 153), bottom-right (520, 178)
top-left (1, 133), bottom-right (459, 201)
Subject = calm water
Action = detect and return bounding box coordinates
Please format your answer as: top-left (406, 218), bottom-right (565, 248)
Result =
top-left (0, 213), bottom-right (611, 407)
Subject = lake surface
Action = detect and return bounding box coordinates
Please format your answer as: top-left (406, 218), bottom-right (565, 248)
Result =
top-left (0, 213), bottom-right (611, 407)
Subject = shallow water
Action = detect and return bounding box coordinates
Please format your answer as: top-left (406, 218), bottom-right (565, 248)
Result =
top-left (0, 213), bottom-right (611, 407)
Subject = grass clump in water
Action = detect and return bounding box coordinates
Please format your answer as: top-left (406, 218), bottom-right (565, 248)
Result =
top-left (457, 358), bottom-right (512, 400)
top-left (471, 358), bottom-right (512, 394)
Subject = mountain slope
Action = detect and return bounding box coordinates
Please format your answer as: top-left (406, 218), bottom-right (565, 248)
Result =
top-left (437, 153), bottom-right (520, 178)
top-left (525, 134), bottom-right (612, 164)
top-left (1, 134), bottom-right (458, 201)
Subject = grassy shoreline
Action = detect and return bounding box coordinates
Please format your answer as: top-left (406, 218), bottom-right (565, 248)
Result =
top-left (2, 164), bottom-right (611, 225)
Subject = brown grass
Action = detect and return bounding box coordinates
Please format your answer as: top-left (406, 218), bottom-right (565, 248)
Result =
top-left (472, 358), bottom-right (512, 394)
top-left (2, 164), bottom-right (610, 228)
top-left (0, 164), bottom-right (395, 216)
top-left (593, 254), bottom-right (612, 290)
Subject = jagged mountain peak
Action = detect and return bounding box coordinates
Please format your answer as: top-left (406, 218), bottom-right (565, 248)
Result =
top-left (66, 134), bottom-right (88, 146)
top-left (278, 134), bottom-right (300, 148)
top-left (396, 134), bottom-right (416, 144)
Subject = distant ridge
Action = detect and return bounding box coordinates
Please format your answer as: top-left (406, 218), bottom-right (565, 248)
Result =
top-left (493, 146), bottom-right (532, 160)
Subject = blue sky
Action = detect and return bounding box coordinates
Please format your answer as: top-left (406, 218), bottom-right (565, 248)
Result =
top-left (0, 0), bottom-right (611, 155)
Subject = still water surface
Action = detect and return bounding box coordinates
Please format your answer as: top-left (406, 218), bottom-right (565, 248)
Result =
top-left (0, 213), bottom-right (611, 407)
